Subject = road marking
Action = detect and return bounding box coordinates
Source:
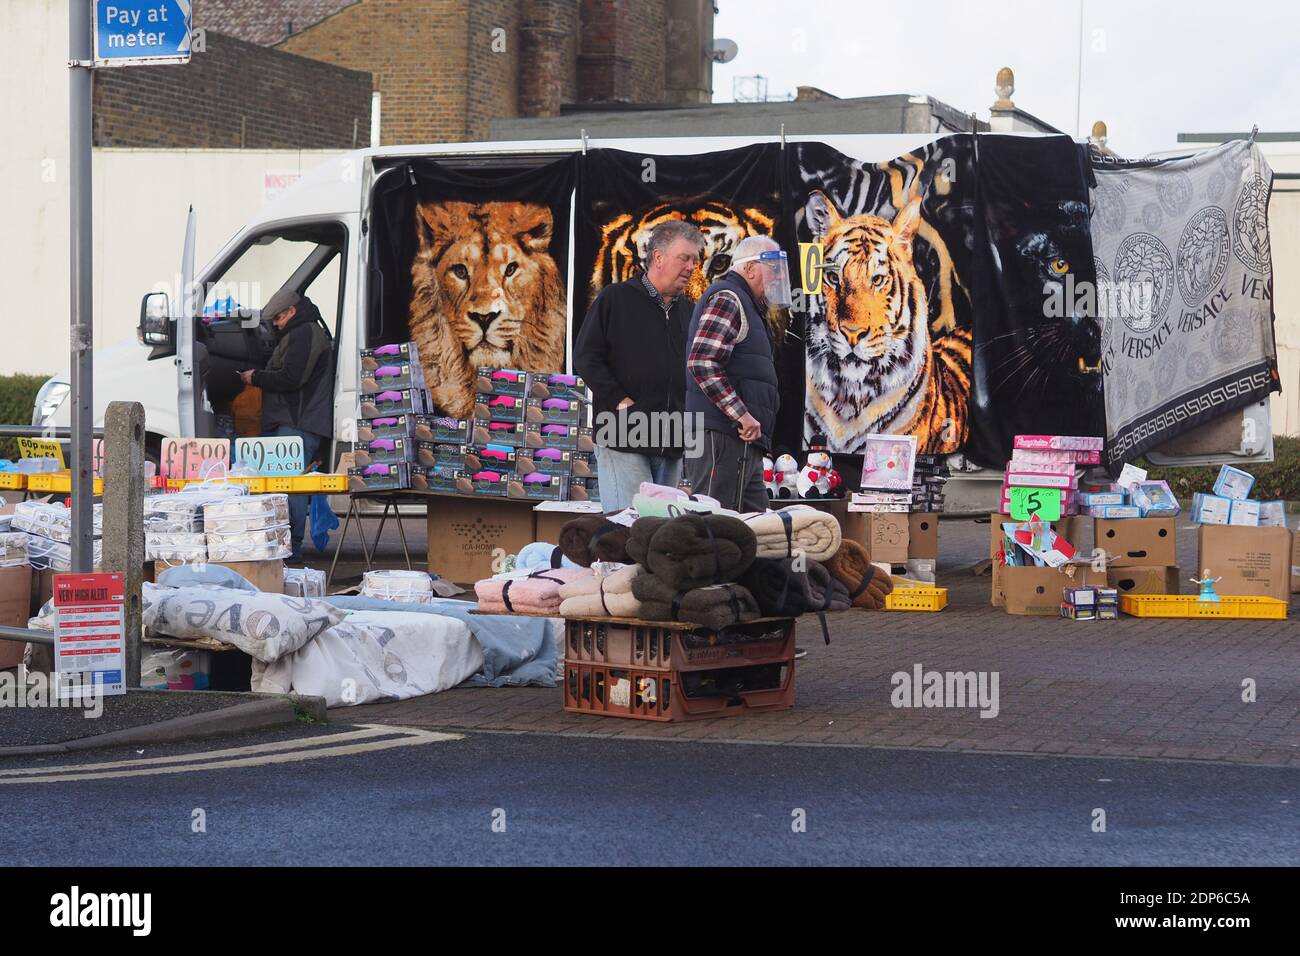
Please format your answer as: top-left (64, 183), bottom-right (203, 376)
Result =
top-left (0, 724), bottom-right (403, 776)
top-left (0, 725), bottom-right (459, 785)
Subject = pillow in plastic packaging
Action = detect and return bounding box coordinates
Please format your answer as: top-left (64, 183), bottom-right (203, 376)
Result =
top-left (156, 563), bottom-right (257, 592)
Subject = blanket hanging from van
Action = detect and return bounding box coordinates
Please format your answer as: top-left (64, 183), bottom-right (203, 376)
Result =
top-left (369, 154), bottom-right (578, 418)
top-left (1090, 140), bottom-right (1279, 471)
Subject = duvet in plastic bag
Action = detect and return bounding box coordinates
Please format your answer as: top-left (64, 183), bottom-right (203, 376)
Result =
top-left (251, 609), bottom-right (484, 706)
top-left (141, 582), bottom-right (346, 662)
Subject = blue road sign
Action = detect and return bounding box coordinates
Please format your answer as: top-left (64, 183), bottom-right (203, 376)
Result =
top-left (93, 0), bottom-right (192, 67)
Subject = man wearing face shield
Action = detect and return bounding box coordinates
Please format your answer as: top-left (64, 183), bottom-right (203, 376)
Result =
top-left (683, 235), bottom-right (791, 512)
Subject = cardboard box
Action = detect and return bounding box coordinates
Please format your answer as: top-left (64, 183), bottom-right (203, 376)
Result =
top-left (1093, 516), bottom-right (1176, 567)
top-left (908, 513), bottom-right (939, 560)
top-left (1197, 525), bottom-right (1293, 601)
top-left (1107, 565), bottom-right (1182, 596)
top-left (990, 513), bottom-right (1086, 559)
top-left (1002, 566), bottom-right (1102, 616)
top-left (866, 512), bottom-right (909, 564)
top-left (0, 565), bottom-right (32, 668)
top-left (427, 497), bottom-right (536, 583)
top-left (211, 559), bottom-right (284, 594)
top-left (1291, 528), bottom-right (1299, 595)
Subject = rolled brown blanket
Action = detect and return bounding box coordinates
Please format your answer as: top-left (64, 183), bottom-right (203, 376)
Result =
top-left (558, 515), bottom-right (631, 567)
top-left (631, 573), bottom-right (760, 629)
top-left (824, 539), bottom-right (894, 610)
top-left (625, 513), bottom-right (757, 589)
top-left (739, 557), bottom-right (851, 616)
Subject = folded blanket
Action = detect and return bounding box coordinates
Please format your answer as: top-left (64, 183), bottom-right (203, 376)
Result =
top-left (626, 513), bottom-right (757, 588)
top-left (739, 557), bottom-right (851, 616)
top-left (500, 540), bottom-right (581, 575)
top-left (558, 565), bottom-right (644, 618)
top-left (475, 567), bottom-right (591, 614)
top-left (631, 573), bottom-right (760, 629)
top-left (742, 505), bottom-right (842, 561)
top-left (637, 482), bottom-right (722, 510)
top-left (559, 515), bottom-right (632, 566)
top-left (824, 539), bottom-right (894, 610)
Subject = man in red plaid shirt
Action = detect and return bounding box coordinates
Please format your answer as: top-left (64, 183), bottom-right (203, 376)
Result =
top-left (683, 235), bottom-right (789, 511)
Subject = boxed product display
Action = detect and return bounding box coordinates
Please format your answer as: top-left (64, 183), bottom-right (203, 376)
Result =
top-left (1198, 524), bottom-right (1293, 601)
top-left (1077, 491), bottom-right (1126, 507)
top-left (358, 388), bottom-right (429, 419)
top-left (411, 465), bottom-right (468, 495)
top-left (205, 526), bottom-right (292, 562)
top-left (357, 414), bottom-right (418, 444)
top-left (457, 469), bottom-right (522, 498)
top-left (360, 342), bottom-right (423, 376)
top-left (353, 436), bottom-right (414, 467)
top-left (1258, 500), bottom-right (1288, 528)
top-left (1013, 434), bottom-right (1104, 452)
top-left (414, 441), bottom-right (471, 471)
top-left (566, 477), bottom-right (599, 503)
top-left (202, 494), bottom-right (290, 533)
top-left (347, 462), bottom-right (411, 492)
top-left (518, 473), bottom-right (565, 501)
top-left (464, 444), bottom-right (519, 473)
top-left (516, 446), bottom-right (578, 477)
top-left (475, 367), bottom-right (529, 398)
top-left (1212, 464), bottom-right (1256, 501)
top-left (570, 451), bottom-right (597, 478)
top-left (1060, 586), bottom-right (1096, 621)
top-left (525, 397), bottom-right (586, 426)
top-left (859, 434), bottom-right (917, 492)
top-left (1129, 480), bottom-right (1180, 516)
top-left (472, 420), bottom-right (529, 448)
top-left (360, 350), bottom-right (425, 394)
top-left (527, 372), bottom-right (590, 403)
top-left (145, 532), bottom-right (208, 563)
top-left (1191, 492), bottom-right (1233, 525)
top-left (1093, 516), bottom-right (1176, 567)
top-left (414, 415), bottom-right (469, 444)
top-left (283, 566), bottom-right (327, 597)
top-left (524, 423), bottom-right (594, 452)
top-left (848, 491), bottom-right (912, 513)
top-left (1085, 504), bottom-right (1140, 519)
top-left (1005, 471), bottom-right (1076, 490)
top-left (1010, 447), bottom-right (1101, 465)
top-left (1228, 499), bottom-right (1262, 527)
top-left (474, 394), bottom-right (528, 423)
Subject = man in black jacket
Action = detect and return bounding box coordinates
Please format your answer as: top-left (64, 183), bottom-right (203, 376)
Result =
top-left (574, 220), bottom-right (703, 511)
top-left (240, 289), bottom-right (334, 561)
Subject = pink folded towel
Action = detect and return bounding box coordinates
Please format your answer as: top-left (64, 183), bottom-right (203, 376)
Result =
top-left (475, 567), bottom-right (591, 614)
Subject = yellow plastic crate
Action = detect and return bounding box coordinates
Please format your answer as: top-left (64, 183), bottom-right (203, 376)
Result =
top-left (166, 478), bottom-right (189, 490)
top-left (1120, 594), bottom-right (1287, 620)
top-left (27, 473), bottom-right (103, 495)
top-left (229, 476), bottom-right (268, 494)
top-left (0, 473), bottom-right (26, 490)
top-left (264, 476), bottom-right (296, 493)
top-left (884, 586), bottom-right (948, 612)
top-left (289, 474), bottom-right (347, 493)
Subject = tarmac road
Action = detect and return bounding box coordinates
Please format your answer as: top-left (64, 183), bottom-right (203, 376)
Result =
top-left (1, 725), bottom-right (1295, 866)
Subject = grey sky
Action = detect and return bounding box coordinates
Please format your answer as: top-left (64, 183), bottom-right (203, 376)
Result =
top-left (712, 0), bottom-right (1300, 156)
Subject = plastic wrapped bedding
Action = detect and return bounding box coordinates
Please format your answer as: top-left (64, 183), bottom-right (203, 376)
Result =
top-left (26, 534), bottom-right (102, 572)
top-left (12, 501), bottom-right (102, 542)
top-left (0, 532), bottom-right (28, 568)
top-left (283, 566), bottom-right (327, 597)
top-left (202, 494), bottom-right (290, 533)
top-left (141, 582), bottom-right (346, 662)
top-left (251, 609), bottom-right (484, 706)
top-left (145, 532), bottom-right (208, 563)
top-left (325, 594), bottom-right (562, 688)
top-left (204, 526), bottom-right (292, 562)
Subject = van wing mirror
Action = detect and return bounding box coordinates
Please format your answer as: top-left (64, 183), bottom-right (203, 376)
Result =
top-left (139, 291), bottom-right (174, 347)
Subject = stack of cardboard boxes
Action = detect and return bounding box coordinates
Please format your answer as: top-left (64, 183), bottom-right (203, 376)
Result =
top-left (1191, 465), bottom-right (1294, 602)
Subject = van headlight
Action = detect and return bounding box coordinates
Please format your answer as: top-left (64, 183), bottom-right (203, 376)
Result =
top-left (32, 380), bottom-right (70, 426)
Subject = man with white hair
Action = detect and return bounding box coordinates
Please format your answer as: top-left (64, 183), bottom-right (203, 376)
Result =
top-left (683, 235), bottom-right (792, 512)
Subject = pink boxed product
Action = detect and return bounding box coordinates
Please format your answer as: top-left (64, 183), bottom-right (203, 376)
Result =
top-left (1005, 471), bottom-right (1078, 490)
top-left (1012, 448), bottom-right (1101, 465)
top-left (1006, 457), bottom-right (1078, 477)
top-left (1013, 435), bottom-right (1104, 452)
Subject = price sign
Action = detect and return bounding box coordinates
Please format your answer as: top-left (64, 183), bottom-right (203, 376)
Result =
top-left (235, 436), bottom-right (305, 475)
top-left (1009, 486), bottom-right (1062, 522)
top-left (160, 437), bottom-right (230, 479)
top-left (17, 437), bottom-right (66, 468)
top-left (91, 438), bottom-right (106, 477)
top-left (53, 572), bottom-right (125, 700)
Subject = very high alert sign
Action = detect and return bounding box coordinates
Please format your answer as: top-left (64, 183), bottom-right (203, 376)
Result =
top-left (93, 1), bottom-right (192, 67)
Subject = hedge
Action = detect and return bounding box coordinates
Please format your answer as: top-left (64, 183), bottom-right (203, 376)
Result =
top-left (1139, 434), bottom-right (1300, 504)
top-left (0, 373), bottom-right (52, 459)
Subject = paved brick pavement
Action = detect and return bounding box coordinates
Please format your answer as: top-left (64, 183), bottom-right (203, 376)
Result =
top-left (324, 514), bottom-right (1300, 767)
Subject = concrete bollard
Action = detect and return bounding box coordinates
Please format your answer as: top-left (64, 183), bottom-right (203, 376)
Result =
top-left (101, 401), bottom-right (146, 689)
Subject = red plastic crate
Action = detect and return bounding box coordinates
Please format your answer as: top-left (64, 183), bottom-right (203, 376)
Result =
top-left (563, 659), bottom-right (795, 722)
top-left (563, 617), bottom-right (794, 673)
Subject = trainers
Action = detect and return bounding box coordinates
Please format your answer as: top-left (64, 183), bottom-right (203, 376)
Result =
top-left (794, 646), bottom-right (808, 660)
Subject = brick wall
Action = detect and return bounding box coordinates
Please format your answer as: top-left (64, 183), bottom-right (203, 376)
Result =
top-left (279, 0), bottom-right (467, 146)
top-left (92, 31), bottom-right (371, 149)
top-left (578, 0), bottom-right (666, 104)
top-left (465, 0), bottom-right (521, 142)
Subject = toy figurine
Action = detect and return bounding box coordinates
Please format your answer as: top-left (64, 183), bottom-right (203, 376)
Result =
top-left (773, 454), bottom-right (799, 499)
top-left (796, 451), bottom-right (844, 499)
top-left (762, 456), bottom-right (778, 500)
top-left (1190, 569), bottom-right (1222, 602)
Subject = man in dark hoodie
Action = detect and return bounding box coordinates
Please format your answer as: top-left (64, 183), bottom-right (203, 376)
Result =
top-left (574, 220), bottom-right (703, 511)
top-left (239, 289), bottom-right (334, 561)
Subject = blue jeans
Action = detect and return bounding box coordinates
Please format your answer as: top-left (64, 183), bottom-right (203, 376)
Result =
top-left (593, 445), bottom-right (682, 512)
top-left (273, 426), bottom-right (325, 560)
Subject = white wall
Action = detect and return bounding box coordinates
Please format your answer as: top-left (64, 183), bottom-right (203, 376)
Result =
top-left (0, 0), bottom-right (343, 378)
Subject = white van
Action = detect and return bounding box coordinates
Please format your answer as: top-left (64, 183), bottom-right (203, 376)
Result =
top-left (31, 133), bottom-right (1275, 507)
